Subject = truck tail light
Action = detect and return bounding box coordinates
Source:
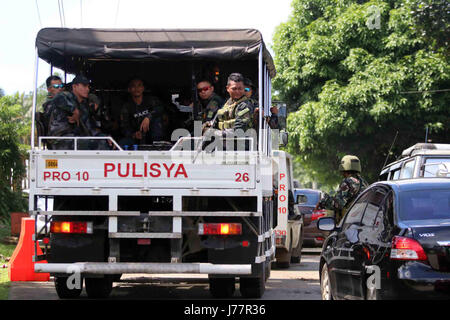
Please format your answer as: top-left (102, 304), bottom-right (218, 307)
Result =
top-left (198, 223), bottom-right (242, 235)
top-left (390, 236), bottom-right (428, 261)
top-left (50, 221), bottom-right (93, 234)
top-left (312, 209), bottom-right (327, 221)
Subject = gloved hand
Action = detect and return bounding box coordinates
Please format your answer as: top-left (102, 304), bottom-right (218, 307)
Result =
top-left (318, 193), bottom-right (331, 209)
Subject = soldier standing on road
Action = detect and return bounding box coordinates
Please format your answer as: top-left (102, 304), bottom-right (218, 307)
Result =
top-left (318, 155), bottom-right (369, 223)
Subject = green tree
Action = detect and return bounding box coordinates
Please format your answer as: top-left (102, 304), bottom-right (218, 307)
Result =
top-left (0, 94), bottom-right (30, 220)
top-left (410, 0), bottom-right (450, 51)
top-left (273, 0), bottom-right (449, 187)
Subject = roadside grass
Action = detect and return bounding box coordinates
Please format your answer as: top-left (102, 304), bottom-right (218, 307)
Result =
top-left (0, 221), bottom-right (15, 300)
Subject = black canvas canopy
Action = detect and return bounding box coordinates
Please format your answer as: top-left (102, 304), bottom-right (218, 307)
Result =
top-left (36, 28), bottom-right (276, 78)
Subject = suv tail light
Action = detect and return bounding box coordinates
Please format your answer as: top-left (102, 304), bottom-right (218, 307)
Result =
top-left (198, 223), bottom-right (242, 235)
top-left (50, 221), bottom-right (93, 234)
top-left (390, 236), bottom-right (428, 261)
top-left (312, 209), bottom-right (327, 221)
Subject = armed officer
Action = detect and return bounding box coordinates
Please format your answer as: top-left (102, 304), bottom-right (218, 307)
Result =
top-left (197, 79), bottom-right (224, 130)
top-left (244, 78), bottom-right (278, 130)
top-left (120, 77), bottom-right (167, 147)
top-left (42, 75), bottom-right (64, 113)
top-left (47, 75), bottom-right (95, 149)
top-left (215, 73), bottom-right (254, 133)
top-left (318, 155), bottom-right (369, 223)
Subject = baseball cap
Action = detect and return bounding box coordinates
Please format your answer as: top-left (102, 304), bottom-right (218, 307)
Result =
top-left (72, 75), bottom-right (91, 85)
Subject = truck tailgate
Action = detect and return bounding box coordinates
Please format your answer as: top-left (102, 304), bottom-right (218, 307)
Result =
top-left (36, 152), bottom-right (256, 189)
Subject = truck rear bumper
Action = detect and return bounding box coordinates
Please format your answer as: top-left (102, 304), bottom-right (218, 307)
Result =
top-left (35, 262), bottom-right (252, 275)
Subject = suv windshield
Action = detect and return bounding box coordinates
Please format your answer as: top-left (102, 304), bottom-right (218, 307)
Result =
top-left (423, 158), bottom-right (450, 177)
top-left (399, 189), bottom-right (450, 221)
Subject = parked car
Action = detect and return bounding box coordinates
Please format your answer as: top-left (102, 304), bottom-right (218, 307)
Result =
top-left (294, 189), bottom-right (331, 247)
top-left (379, 143), bottom-right (450, 181)
top-left (318, 178), bottom-right (450, 300)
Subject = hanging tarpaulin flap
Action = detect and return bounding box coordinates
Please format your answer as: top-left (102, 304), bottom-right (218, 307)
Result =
top-left (36, 28), bottom-right (276, 77)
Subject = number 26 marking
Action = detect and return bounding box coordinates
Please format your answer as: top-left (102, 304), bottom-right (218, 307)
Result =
top-left (235, 172), bottom-right (249, 182)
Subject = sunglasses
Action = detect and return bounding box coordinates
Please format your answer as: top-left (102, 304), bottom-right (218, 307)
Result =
top-left (197, 86), bottom-right (211, 93)
top-left (50, 84), bottom-right (64, 89)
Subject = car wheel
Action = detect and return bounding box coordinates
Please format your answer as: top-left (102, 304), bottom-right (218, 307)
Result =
top-left (209, 277), bottom-right (235, 298)
top-left (320, 263), bottom-right (333, 300)
top-left (54, 276), bottom-right (83, 299)
top-left (85, 277), bottom-right (113, 299)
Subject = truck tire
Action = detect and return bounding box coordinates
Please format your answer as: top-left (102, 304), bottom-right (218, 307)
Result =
top-left (276, 230), bottom-right (293, 269)
top-left (85, 277), bottom-right (113, 299)
top-left (54, 276), bottom-right (82, 299)
top-left (265, 260), bottom-right (271, 281)
top-left (209, 277), bottom-right (235, 298)
top-left (291, 227), bottom-right (303, 264)
top-left (276, 257), bottom-right (291, 269)
top-left (240, 265), bottom-right (265, 298)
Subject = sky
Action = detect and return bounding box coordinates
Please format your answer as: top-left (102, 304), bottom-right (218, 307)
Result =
top-left (0, 0), bottom-right (293, 95)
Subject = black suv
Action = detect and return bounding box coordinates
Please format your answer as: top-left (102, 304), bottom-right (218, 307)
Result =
top-left (380, 143), bottom-right (450, 181)
top-left (318, 178), bottom-right (450, 300)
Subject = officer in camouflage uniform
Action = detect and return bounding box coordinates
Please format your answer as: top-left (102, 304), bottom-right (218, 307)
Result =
top-left (36, 76), bottom-right (65, 143)
top-left (47, 75), bottom-right (95, 150)
top-left (215, 73), bottom-right (254, 133)
top-left (120, 78), bottom-right (167, 147)
top-left (244, 78), bottom-right (278, 130)
top-left (318, 155), bottom-right (369, 223)
top-left (197, 79), bottom-right (224, 125)
top-left (42, 75), bottom-right (64, 113)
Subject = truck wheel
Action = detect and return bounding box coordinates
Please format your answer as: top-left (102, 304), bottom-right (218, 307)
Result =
top-left (85, 277), bottom-right (113, 299)
top-left (291, 228), bottom-right (303, 264)
top-left (240, 266), bottom-right (265, 298)
top-left (209, 277), bottom-right (235, 298)
top-left (276, 230), bottom-right (292, 268)
top-left (54, 276), bottom-right (82, 299)
top-left (265, 261), bottom-right (271, 281)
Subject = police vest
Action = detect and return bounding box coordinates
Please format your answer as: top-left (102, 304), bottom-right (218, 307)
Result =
top-left (217, 96), bottom-right (252, 130)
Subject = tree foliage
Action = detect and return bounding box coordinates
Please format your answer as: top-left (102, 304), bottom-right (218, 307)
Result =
top-left (0, 94), bottom-right (30, 219)
top-left (273, 0), bottom-right (450, 187)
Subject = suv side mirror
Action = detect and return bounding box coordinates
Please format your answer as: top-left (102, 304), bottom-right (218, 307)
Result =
top-left (317, 217), bottom-right (336, 231)
top-left (280, 131), bottom-right (288, 147)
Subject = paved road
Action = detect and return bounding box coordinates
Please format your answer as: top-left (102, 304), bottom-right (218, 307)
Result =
top-left (8, 249), bottom-right (321, 300)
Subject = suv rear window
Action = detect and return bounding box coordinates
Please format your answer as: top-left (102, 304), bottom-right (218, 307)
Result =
top-left (399, 189), bottom-right (450, 221)
top-left (423, 158), bottom-right (450, 177)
